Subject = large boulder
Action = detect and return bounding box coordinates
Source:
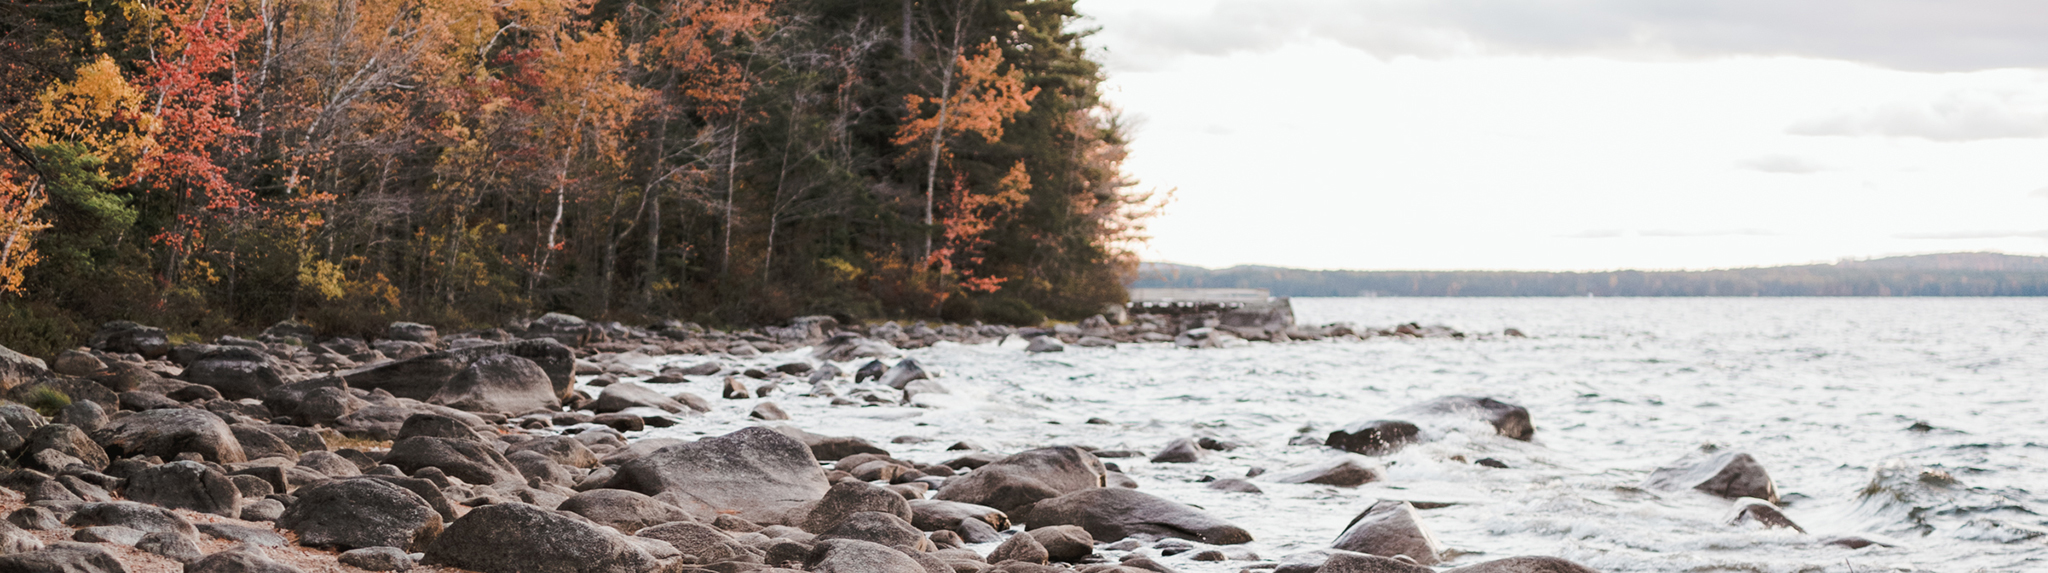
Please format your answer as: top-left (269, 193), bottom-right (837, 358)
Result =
top-left (185, 347), bottom-right (287, 401)
top-left (1393, 396), bottom-right (1533, 441)
top-left (1642, 449), bottom-right (1778, 503)
top-left (1331, 500), bottom-right (1443, 565)
top-left (1019, 488), bottom-right (1252, 545)
top-left (263, 377), bottom-right (366, 426)
top-left (424, 502), bottom-right (661, 573)
top-left (605, 426), bottom-right (830, 524)
top-left (803, 479), bottom-right (914, 533)
top-left (65, 502), bottom-right (198, 539)
top-left (1325, 420), bottom-right (1423, 456)
top-left (589, 383), bottom-right (708, 414)
top-left (452, 339), bottom-right (576, 400)
top-left (0, 542), bottom-right (130, 573)
top-left (817, 511), bottom-right (925, 548)
top-left (557, 489), bottom-right (695, 533)
top-left (934, 446), bottom-right (1106, 513)
top-left (123, 460), bottom-right (242, 517)
top-left (382, 436), bottom-right (523, 486)
top-left (21, 424), bottom-right (109, 471)
top-left (7, 377), bottom-right (117, 411)
top-left (339, 353), bottom-right (465, 401)
top-left (0, 343), bottom-right (46, 392)
top-left (430, 354), bottom-right (560, 414)
top-left (632, 521), bottom-right (754, 564)
top-left (89, 321), bottom-right (169, 359)
top-left (386, 322), bottom-right (441, 346)
top-left (277, 478), bottom-right (444, 551)
top-left (908, 499), bottom-right (1010, 532)
top-left (804, 538), bottom-right (926, 573)
top-left (94, 408), bottom-right (247, 463)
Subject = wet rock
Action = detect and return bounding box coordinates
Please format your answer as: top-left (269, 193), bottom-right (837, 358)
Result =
top-left (430, 354), bottom-right (560, 414)
top-left (606, 426), bottom-right (830, 524)
top-left (1642, 449), bottom-right (1778, 503)
top-left (340, 546), bottom-right (416, 571)
top-left (805, 538), bottom-right (926, 573)
top-left (185, 546), bottom-right (306, 573)
top-left (1331, 500), bottom-right (1443, 565)
top-left (383, 436), bottom-right (522, 486)
top-left (908, 499), bottom-right (1010, 532)
top-left (1020, 488), bottom-right (1252, 545)
top-left (557, 489), bottom-right (695, 533)
top-left (723, 377), bottom-right (754, 399)
top-left (804, 480), bottom-right (914, 533)
top-left (0, 542), bottom-right (129, 573)
top-left (1726, 497), bottom-right (1804, 532)
top-left (1206, 479), bottom-right (1263, 493)
top-left (22, 424), bottom-right (109, 472)
top-left (750, 402), bottom-right (790, 420)
top-left (1325, 420), bottom-right (1422, 456)
top-left (814, 334), bottom-right (901, 362)
top-left (1271, 457), bottom-right (1382, 487)
top-left (94, 408), bottom-right (247, 463)
top-left (1027, 525), bottom-right (1094, 562)
top-left (989, 531), bottom-right (1049, 564)
top-left (1441, 556), bottom-right (1599, 573)
top-left (1819, 534), bottom-right (1894, 549)
top-left (1025, 337), bottom-right (1064, 353)
top-left (1393, 396), bottom-right (1532, 441)
top-left (590, 383), bottom-right (709, 414)
top-left (934, 446), bottom-right (1106, 513)
top-left (853, 360), bottom-right (888, 384)
top-left (279, 478), bottom-right (444, 551)
top-left (90, 321), bottom-right (170, 359)
top-left (125, 460), bottom-right (242, 517)
top-left (186, 347), bottom-right (288, 401)
top-left (1149, 438), bottom-right (1202, 463)
top-left (880, 358), bottom-right (929, 389)
top-left (424, 502), bottom-right (661, 573)
top-left (1312, 551), bottom-right (1435, 573)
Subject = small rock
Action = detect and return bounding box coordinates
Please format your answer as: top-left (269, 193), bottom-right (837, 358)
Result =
top-left (1149, 438), bottom-right (1203, 463)
top-left (751, 402), bottom-right (789, 420)
top-left (136, 530), bottom-right (204, 563)
top-left (340, 546), bottom-right (417, 571)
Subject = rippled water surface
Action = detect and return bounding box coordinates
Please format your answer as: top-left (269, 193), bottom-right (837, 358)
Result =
top-left (617, 298), bottom-right (2048, 573)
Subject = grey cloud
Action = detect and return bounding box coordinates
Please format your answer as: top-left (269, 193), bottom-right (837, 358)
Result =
top-left (1788, 90), bottom-right (2048, 141)
top-left (1093, 0), bottom-right (2048, 72)
top-left (1738, 154), bottom-right (1825, 174)
top-left (1896, 230), bottom-right (2048, 240)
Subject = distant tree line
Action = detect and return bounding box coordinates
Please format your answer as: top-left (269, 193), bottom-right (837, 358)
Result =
top-left (0, 0), bottom-right (1159, 354)
top-left (1135, 255), bottom-right (2048, 297)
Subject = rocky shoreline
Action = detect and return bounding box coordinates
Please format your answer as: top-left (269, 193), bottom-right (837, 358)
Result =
top-left (0, 314), bottom-right (1631, 573)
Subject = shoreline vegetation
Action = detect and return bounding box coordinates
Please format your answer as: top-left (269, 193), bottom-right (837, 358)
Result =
top-left (0, 0), bottom-right (1161, 359)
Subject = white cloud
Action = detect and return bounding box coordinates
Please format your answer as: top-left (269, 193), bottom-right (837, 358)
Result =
top-left (1896, 230), bottom-right (2048, 240)
top-left (1090, 0), bottom-right (2048, 72)
top-left (1787, 89), bottom-right (2048, 141)
top-left (2032, 187), bottom-right (2048, 199)
top-left (1739, 154), bottom-right (1826, 173)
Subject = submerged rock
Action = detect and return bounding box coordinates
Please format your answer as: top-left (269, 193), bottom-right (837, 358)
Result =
top-left (1642, 448), bottom-right (1777, 503)
top-left (1325, 420), bottom-right (1422, 456)
top-left (1394, 396), bottom-right (1533, 441)
top-left (1019, 487), bottom-right (1252, 545)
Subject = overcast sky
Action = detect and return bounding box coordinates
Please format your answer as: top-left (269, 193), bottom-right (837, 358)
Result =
top-left (1082, 0), bottom-right (2048, 271)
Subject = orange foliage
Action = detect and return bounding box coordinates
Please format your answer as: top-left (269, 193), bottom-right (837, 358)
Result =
top-left (893, 41), bottom-right (1040, 150)
top-left (130, 0), bottom-right (253, 257)
top-left (930, 161), bottom-right (1031, 292)
top-left (647, 0), bottom-right (776, 117)
top-left (0, 170), bottom-right (50, 293)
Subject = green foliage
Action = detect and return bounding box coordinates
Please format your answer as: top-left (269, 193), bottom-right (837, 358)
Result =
top-left (22, 387), bottom-right (72, 417)
top-left (0, 302), bottom-right (85, 358)
top-left (977, 296), bottom-right (1044, 326)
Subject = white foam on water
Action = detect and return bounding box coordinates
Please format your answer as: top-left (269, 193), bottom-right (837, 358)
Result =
top-left (597, 298), bottom-right (2048, 573)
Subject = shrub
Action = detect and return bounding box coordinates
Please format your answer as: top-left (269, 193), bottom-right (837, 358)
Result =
top-left (22, 387), bottom-right (71, 417)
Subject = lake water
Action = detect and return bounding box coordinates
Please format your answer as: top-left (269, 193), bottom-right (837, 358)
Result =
top-left (612, 297), bottom-right (2048, 573)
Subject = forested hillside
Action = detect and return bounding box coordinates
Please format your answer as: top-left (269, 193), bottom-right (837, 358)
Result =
top-left (0, 0), bottom-right (1157, 352)
top-left (1134, 253), bottom-right (2048, 297)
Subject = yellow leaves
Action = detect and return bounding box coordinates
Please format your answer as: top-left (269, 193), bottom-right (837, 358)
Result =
top-left (23, 56), bottom-right (158, 174)
top-left (0, 171), bottom-right (52, 294)
top-left (298, 258), bottom-right (348, 300)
